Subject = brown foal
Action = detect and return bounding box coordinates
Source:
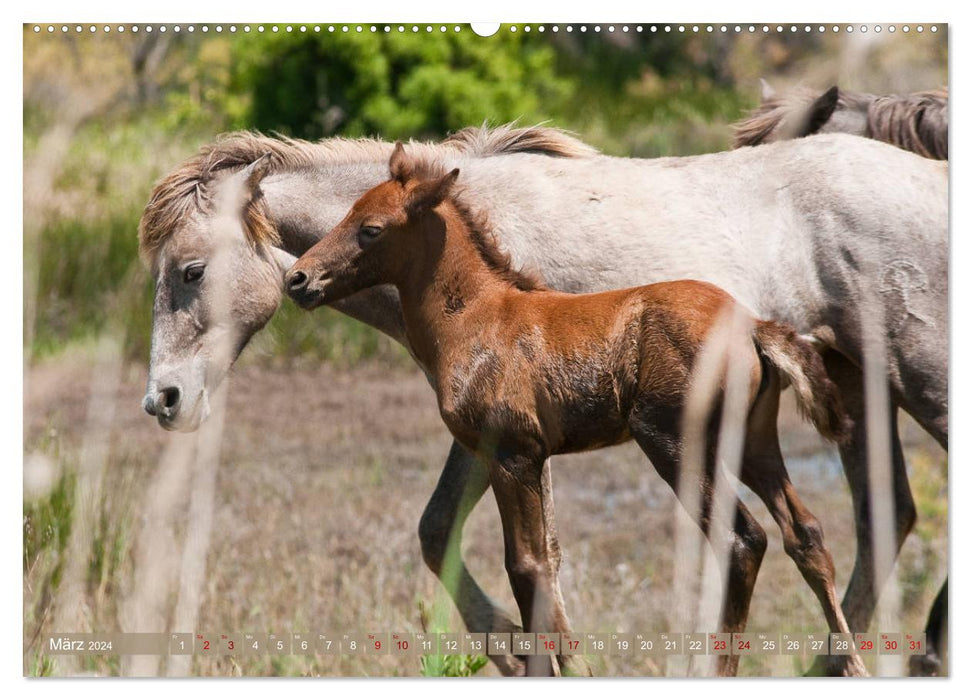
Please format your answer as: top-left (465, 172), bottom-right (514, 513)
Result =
top-left (285, 144), bottom-right (865, 676)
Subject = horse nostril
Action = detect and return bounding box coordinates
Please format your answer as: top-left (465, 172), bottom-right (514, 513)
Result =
top-left (287, 270), bottom-right (308, 291)
top-left (159, 386), bottom-right (181, 411)
top-left (143, 394), bottom-right (158, 417)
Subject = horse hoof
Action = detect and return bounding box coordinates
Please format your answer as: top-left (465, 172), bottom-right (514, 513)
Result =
top-left (909, 653), bottom-right (942, 677)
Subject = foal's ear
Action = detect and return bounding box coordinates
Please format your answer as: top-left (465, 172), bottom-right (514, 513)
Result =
top-left (389, 141), bottom-right (414, 183)
top-left (405, 168), bottom-right (460, 216)
top-left (802, 85), bottom-right (840, 136)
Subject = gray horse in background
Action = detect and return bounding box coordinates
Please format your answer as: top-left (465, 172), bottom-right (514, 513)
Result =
top-left (734, 82), bottom-right (948, 159)
top-left (735, 82), bottom-right (950, 672)
top-left (139, 125), bottom-right (947, 676)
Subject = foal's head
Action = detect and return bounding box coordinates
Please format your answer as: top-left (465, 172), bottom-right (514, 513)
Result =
top-left (286, 143), bottom-right (459, 309)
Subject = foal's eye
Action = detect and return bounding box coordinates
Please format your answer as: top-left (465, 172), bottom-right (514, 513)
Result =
top-left (358, 225), bottom-right (383, 247)
top-left (183, 263), bottom-right (205, 284)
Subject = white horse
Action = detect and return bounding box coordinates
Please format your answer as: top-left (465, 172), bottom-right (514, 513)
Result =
top-left (139, 125), bottom-right (947, 675)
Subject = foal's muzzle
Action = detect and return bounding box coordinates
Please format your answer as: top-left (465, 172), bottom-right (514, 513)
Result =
top-left (285, 267), bottom-right (329, 309)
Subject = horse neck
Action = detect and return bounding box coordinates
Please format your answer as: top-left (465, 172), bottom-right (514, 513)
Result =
top-left (394, 204), bottom-right (510, 370)
top-left (259, 162), bottom-right (413, 343)
top-left (261, 162), bottom-right (389, 255)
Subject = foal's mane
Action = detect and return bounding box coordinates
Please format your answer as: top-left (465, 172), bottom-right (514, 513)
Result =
top-left (732, 85), bottom-right (948, 159)
top-left (403, 159), bottom-right (546, 292)
top-left (138, 124), bottom-right (596, 264)
top-left (450, 192), bottom-right (547, 292)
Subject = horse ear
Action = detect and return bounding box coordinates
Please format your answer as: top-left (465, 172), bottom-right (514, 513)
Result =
top-left (389, 141), bottom-right (413, 183)
top-left (241, 152), bottom-right (273, 200)
top-left (802, 86), bottom-right (840, 136)
top-left (760, 78), bottom-right (776, 101)
top-left (405, 168), bottom-right (460, 215)
top-left (268, 246), bottom-right (297, 276)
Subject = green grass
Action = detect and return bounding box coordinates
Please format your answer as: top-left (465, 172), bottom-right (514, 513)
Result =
top-left (28, 212), bottom-right (154, 362)
top-left (23, 470), bottom-right (75, 587)
top-left (248, 299), bottom-right (411, 368)
top-left (26, 208), bottom-right (411, 368)
top-left (23, 467), bottom-right (76, 676)
top-left (420, 653), bottom-right (489, 677)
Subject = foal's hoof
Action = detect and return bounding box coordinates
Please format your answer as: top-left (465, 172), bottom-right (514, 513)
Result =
top-left (492, 654), bottom-right (526, 676)
top-left (844, 655), bottom-right (869, 677)
top-left (512, 653), bottom-right (592, 677)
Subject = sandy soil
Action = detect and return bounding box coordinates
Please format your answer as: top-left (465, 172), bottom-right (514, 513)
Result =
top-left (23, 350), bottom-right (947, 677)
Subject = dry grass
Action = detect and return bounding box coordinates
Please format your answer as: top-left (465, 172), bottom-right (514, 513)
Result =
top-left (23, 347), bottom-right (947, 677)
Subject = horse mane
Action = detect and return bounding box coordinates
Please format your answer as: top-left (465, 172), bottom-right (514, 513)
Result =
top-left (401, 157), bottom-right (546, 292)
top-left (733, 86), bottom-right (805, 146)
top-left (866, 88), bottom-right (948, 160)
top-left (450, 193), bottom-right (547, 292)
top-left (733, 85), bottom-right (948, 159)
top-left (442, 122), bottom-right (598, 159)
top-left (138, 125), bottom-right (596, 264)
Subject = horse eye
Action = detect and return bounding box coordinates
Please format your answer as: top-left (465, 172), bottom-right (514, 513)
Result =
top-left (183, 263), bottom-right (205, 284)
top-left (358, 225), bottom-right (383, 247)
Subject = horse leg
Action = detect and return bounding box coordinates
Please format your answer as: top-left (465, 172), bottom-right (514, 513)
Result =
top-left (816, 353), bottom-right (917, 675)
top-left (629, 416), bottom-right (767, 677)
top-left (886, 358), bottom-right (949, 675)
top-left (845, 302), bottom-right (950, 672)
top-left (418, 439), bottom-right (524, 675)
top-left (489, 451), bottom-right (574, 676)
top-left (743, 459), bottom-right (868, 676)
top-left (536, 456), bottom-right (590, 676)
top-left (909, 579), bottom-right (948, 676)
top-left (740, 380), bottom-right (867, 676)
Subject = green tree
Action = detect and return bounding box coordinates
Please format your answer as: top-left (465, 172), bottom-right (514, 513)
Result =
top-left (232, 29), bottom-right (575, 140)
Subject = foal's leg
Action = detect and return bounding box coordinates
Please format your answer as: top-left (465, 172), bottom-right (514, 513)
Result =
top-left (629, 414), bottom-right (768, 677)
top-left (820, 353), bottom-right (918, 673)
top-left (740, 382), bottom-right (867, 676)
top-left (418, 440), bottom-right (524, 675)
top-left (489, 451), bottom-right (574, 676)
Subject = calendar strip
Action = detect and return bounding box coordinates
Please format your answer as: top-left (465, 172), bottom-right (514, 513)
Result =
top-left (43, 631), bottom-right (927, 657)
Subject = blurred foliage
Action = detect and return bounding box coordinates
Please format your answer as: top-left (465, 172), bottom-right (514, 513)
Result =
top-left (22, 24), bottom-right (948, 364)
top-left (32, 212), bottom-right (153, 360)
top-left (234, 29), bottom-right (573, 140)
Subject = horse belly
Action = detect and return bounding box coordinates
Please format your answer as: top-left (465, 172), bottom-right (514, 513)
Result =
top-left (540, 356), bottom-right (635, 454)
top-left (553, 394), bottom-right (631, 453)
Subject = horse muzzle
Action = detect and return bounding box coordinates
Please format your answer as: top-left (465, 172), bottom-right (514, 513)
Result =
top-left (285, 268), bottom-right (331, 309)
top-left (142, 385), bottom-right (184, 428)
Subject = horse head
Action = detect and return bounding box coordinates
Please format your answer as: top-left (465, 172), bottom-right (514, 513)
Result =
top-left (734, 83), bottom-right (868, 146)
top-left (139, 152), bottom-right (296, 431)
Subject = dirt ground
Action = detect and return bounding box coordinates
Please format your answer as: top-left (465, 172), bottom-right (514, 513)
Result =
top-left (23, 349), bottom-right (948, 677)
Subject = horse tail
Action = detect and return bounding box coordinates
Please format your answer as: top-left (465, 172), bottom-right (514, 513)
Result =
top-left (752, 321), bottom-right (852, 443)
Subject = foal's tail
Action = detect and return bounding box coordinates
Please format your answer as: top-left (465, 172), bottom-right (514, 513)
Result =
top-left (753, 321), bottom-right (853, 443)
